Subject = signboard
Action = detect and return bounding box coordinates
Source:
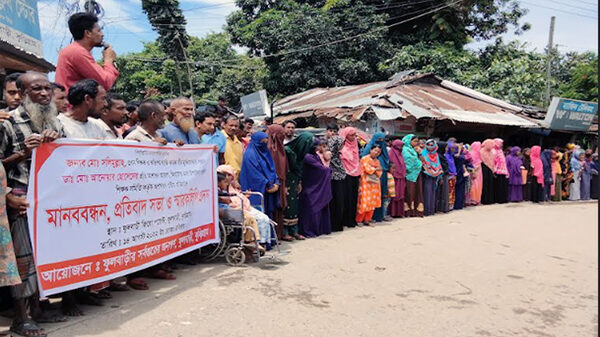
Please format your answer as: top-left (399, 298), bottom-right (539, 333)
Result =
top-left (0, 0), bottom-right (43, 57)
top-left (543, 97), bottom-right (598, 132)
top-left (240, 90), bottom-right (270, 118)
top-left (27, 140), bottom-right (219, 296)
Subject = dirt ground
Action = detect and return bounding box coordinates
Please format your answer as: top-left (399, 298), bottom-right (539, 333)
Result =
top-left (1, 201), bottom-right (597, 337)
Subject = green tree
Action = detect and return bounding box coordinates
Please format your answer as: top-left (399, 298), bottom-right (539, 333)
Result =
top-left (381, 40), bottom-right (547, 106)
top-left (114, 34), bottom-right (268, 107)
top-left (208, 57), bottom-right (269, 109)
top-left (141, 0), bottom-right (189, 61)
top-left (556, 52), bottom-right (598, 102)
top-left (226, 0), bottom-right (529, 95)
top-left (227, 1), bottom-right (391, 95)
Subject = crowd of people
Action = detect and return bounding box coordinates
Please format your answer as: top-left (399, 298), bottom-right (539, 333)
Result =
top-left (0, 11), bottom-right (595, 337)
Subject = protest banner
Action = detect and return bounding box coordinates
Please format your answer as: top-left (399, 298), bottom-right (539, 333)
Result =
top-left (27, 139), bottom-right (219, 296)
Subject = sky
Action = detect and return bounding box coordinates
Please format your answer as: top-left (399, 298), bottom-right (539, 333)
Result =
top-left (38, 0), bottom-right (598, 70)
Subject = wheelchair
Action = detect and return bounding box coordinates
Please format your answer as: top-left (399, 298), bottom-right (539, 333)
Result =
top-left (199, 191), bottom-right (280, 266)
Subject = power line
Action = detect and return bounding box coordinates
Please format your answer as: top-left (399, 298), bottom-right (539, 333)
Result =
top-left (125, 56), bottom-right (261, 70)
top-left (543, 0), bottom-right (598, 12)
top-left (259, 0), bottom-right (462, 59)
top-left (567, 0), bottom-right (598, 7)
top-left (521, 1), bottom-right (598, 19)
top-left (109, 1), bottom-right (444, 47)
top-left (118, 1), bottom-right (459, 68)
top-left (102, 0), bottom-right (438, 24)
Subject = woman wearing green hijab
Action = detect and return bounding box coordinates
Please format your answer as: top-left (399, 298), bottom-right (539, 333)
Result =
top-left (282, 132), bottom-right (314, 241)
top-left (402, 134), bottom-right (424, 217)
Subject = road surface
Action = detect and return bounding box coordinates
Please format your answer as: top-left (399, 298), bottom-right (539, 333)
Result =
top-left (2, 201), bottom-right (597, 337)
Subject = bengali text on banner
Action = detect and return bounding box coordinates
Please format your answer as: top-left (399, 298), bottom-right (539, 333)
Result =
top-left (26, 139), bottom-right (219, 296)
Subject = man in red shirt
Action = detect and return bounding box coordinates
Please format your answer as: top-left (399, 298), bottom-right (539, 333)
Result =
top-left (55, 12), bottom-right (119, 91)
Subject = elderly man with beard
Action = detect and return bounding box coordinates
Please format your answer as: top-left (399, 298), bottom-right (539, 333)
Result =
top-left (159, 97), bottom-right (200, 144)
top-left (92, 93), bottom-right (127, 139)
top-left (57, 79), bottom-right (108, 140)
top-left (0, 71), bottom-right (65, 337)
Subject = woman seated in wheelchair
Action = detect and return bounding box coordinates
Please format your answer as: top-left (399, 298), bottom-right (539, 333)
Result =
top-left (218, 172), bottom-right (265, 256)
top-left (217, 165), bottom-right (276, 250)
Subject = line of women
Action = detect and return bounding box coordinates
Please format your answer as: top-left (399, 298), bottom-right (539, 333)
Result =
top-left (229, 127), bottom-right (598, 245)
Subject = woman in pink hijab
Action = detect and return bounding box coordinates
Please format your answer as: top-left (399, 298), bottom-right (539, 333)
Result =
top-left (480, 139), bottom-right (496, 205)
top-left (339, 127), bottom-right (362, 228)
top-left (388, 139), bottom-right (406, 217)
top-left (529, 146), bottom-right (545, 203)
top-left (493, 138), bottom-right (509, 204)
top-left (469, 141), bottom-right (483, 205)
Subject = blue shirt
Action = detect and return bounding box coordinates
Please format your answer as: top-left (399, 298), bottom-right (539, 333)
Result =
top-left (158, 123), bottom-right (200, 144)
top-left (201, 130), bottom-right (226, 153)
top-left (201, 129), bottom-right (226, 164)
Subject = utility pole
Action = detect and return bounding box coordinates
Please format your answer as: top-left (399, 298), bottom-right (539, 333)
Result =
top-left (545, 16), bottom-right (555, 106)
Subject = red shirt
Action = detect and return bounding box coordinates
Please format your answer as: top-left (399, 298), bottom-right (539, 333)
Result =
top-left (55, 42), bottom-right (119, 91)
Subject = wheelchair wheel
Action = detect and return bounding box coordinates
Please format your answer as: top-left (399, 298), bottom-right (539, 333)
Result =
top-left (199, 221), bottom-right (227, 262)
top-left (225, 247), bottom-right (245, 266)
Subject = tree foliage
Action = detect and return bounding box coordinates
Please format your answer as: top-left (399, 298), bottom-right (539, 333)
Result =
top-left (226, 0), bottom-right (529, 95)
top-left (116, 0), bottom-right (594, 110)
top-left (114, 33), bottom-right (268, 108)
top-left (556, 52), bottom-right (598, 102)
top-left (141, 0), bottom-right (189, 61)
top-left (227, 0), bottom-right (391, 95)
top-left (380, 40), bottom-right (598, 106)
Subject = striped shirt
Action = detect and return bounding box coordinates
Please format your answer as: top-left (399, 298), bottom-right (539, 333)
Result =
top-left (0, 106), bottom-right (64, 187)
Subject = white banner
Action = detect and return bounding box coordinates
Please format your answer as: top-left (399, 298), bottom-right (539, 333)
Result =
top-left (26, 139), bottom-right (219, 296)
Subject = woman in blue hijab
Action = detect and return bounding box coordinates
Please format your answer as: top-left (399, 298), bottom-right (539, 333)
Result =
top-left (361, 132), bottom-right (389, 222)
top-left (401, 134), bottom-right (424, 217)
top-left (239, 132), bottom-right (280, 219)
top-left (445, 141), bottom-right (458, 209)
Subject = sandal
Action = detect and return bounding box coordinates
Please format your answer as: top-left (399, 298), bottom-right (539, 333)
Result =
top-left (293, 234), bottom-right (306, 240)
top-left (32, 310), bottom-right (68, 323)
top-left (281, 235), bottom-right (294, 242)
top-left (126, 277), bottom-right (149, 290)
top-left (10, 319), bottom-right (47, 337)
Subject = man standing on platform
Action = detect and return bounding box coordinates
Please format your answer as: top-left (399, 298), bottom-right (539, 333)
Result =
top-left (55, 13), bottom-right (119, 91)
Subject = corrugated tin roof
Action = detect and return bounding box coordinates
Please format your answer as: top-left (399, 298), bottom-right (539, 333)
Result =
top-left (439, 109), bottom-right (537, 127)
top-left (273, 73), bottom-right (537, 127)
top-left (372, 107), bottom-right (403, 120)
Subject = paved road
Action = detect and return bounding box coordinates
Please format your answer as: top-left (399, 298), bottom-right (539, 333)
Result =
top-left (3, 202), bottom-right (597, 337)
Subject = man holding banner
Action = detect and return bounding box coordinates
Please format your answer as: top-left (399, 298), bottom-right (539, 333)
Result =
top-left (0, 72), bottom-right (64, 337)
top-left (25, 94), bottom-right (219, 314)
